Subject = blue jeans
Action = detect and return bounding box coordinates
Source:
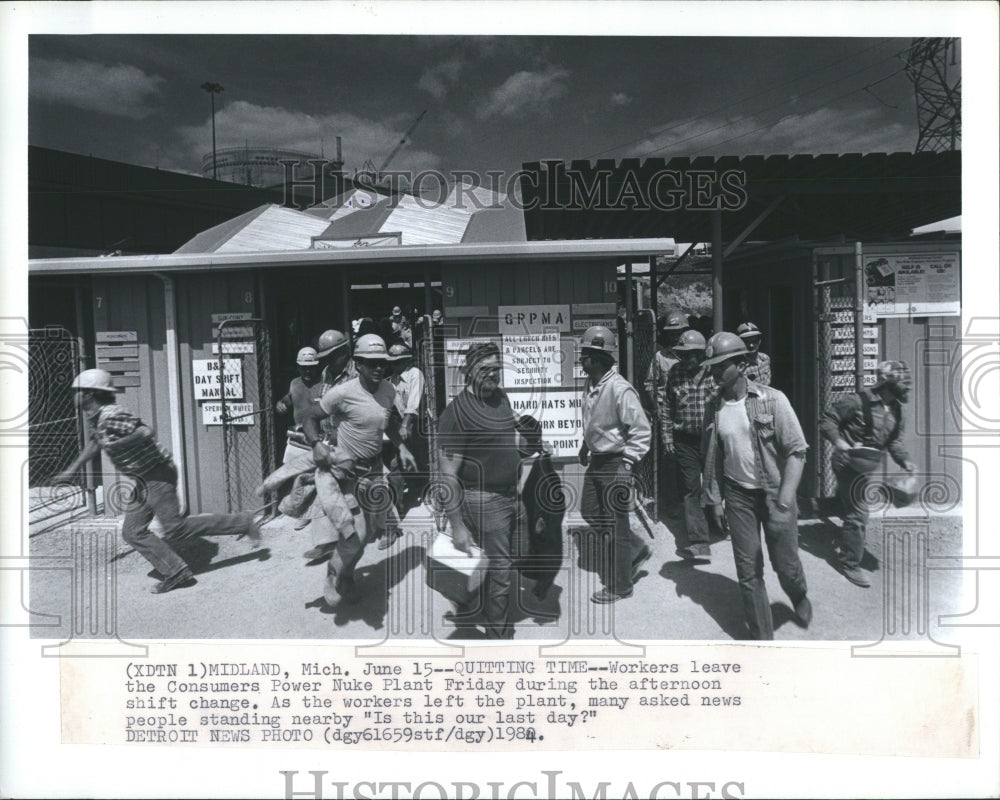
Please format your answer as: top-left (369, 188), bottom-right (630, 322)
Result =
top-left (581, 454), bottom-right (645, 595)
top-left (723, 479), bottom-right (807, 640)
top-left (674, 432), bottom-right (710, 547)
top-left (461, 489), bottom-right (525, 639)
top-left (121, 462), bottom-right (252, 579)
top-left (833, 460), bottom-right (870, 570)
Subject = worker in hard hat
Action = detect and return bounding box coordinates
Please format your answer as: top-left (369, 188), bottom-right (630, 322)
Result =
top-left (267, 346), bottom-right (326, 530)
top-left (820, 360), bottom-right (917, 588)
top-left (56, 369), bottom-right (261, 595)
top-left (662, 329), bottom-right (717, 562)
top-left (436, 341), bottom-right (526, 638)
top-left (701, 332), bottom-right (812, 638)
top-left (276, 346), bottom-right (322, 422)
top-left (381, 343), bottom-right (428, 545)
top-left (577, 325), bottom-right (652, 604)
top-left (645, 310), bottom-right (688, 516)
top-left (255, 330), bottom-right (357, 538)
top-left (303, 333), bottom-right (417, 607)
top-left (275, 345), bottom-right (324, 459)
top-left (645, 310), bottom-right (688, 406)
top-left (737, 322), bottom-right (771, 386)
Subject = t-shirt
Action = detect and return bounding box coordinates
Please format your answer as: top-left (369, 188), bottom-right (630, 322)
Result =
top-left (437, 389), bottom-right (521, 493)
top-left (717, 396), bottom-right (759, 490)
top-left (318, 377), bottom-right (395, 461)
top-left (284, 377), bottom-right (325, 427)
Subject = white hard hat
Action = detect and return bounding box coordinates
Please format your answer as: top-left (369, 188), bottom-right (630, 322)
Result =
top-left (296, 346), bottom-right (319, 366)
top-left (71, 368), bottom-right (116, 393)
top-left (354, 334), bottom-right (389, 360)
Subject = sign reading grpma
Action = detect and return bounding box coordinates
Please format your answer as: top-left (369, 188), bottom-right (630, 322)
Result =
top-left (498, 304), bottom-right (571, 335)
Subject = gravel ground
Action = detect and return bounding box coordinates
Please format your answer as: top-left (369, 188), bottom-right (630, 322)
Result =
top-left (26, 503), bottom-right (966, 643)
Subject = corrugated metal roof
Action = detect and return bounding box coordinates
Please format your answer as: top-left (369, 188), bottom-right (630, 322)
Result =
top-left (173, 205), bottom-right (271, 254)
top-left (305, 187), bottom-right (387, 221)
top-left (462, 200), bottom-right (527, 243)
top-left (381, 195), bottom-right (473, 245)
top-left (316, 199), bottom-right (395, 240)
top-left (174, 204), bottom-right (330, 253)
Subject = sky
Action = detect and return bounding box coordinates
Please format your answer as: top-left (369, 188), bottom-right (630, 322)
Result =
top-left (28, 34), bottom-right (940, 184)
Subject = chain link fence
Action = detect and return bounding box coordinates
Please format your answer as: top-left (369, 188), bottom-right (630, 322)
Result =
top-left (814, 249), bottom-right (877, 499)
top-left (219, 319), bottom-right (276, 514)
top-left (28, 327), bottom-right (86, 518)
top-left (631, 309), bottom-right (658, 518)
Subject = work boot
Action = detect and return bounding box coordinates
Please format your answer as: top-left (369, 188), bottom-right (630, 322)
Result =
top-left (840, 565), bottom-right (870, 588)
top-left (377, 527), bottom-right (403, 551)
top-left (590, 586), bottom-right (633, 604)
top-left (304, 542), bottom-right (336, 561)
top-left (151, 567), bottom-right (194, 594)
top-left (676, 544), bottom-right (711, 563)
top-left (323, 566), bottom-right (360, 607)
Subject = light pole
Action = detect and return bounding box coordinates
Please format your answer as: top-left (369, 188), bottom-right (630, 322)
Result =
top-left (200, 82), bottom-right (224, 180)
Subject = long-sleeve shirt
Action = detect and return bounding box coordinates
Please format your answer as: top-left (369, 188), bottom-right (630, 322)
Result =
top-left (391, 365), bottom-right (425, 418)
top-left (702, 381), bottom-right (807, 505)
top-left (662, 360), bottom-right (717, 446)
top-left (820, 389), bottom-right (910, 467)
top-left (745, 351), bottom-right (771, 386)
top-left (582, 366), bottom-right (651, 465)
top-left (645, 348), bottom-right (680, 423)
top-left (91, 405), bottom-right (172, 477)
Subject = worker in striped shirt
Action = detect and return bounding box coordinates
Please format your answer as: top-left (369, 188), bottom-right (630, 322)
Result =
top-left (56, 369), bottom-right (260, 594)
top-left (661, 329), bottom-right (717, 562)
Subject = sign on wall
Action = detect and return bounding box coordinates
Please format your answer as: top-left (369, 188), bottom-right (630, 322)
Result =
top-left (201, 402), bottom-right (255, 426)
top-left (864, 252), bottom-right (960, 317)
top-left (498, 304), bottom-right (571, 334)
top-left (501, 333), bottom-right (562, 388)
top-left (210, 312), bottom-right (255, 353)
top-left (508, 390), bottom-right (584, 458)
top-left (192, 359), bottom-right (244, 400)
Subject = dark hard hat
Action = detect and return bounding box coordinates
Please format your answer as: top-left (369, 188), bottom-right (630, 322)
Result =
top-left (316, 329), bottom-right (349, 357)
top-left (661, 310), bottom-right (689, 331)
top-left (702, 331), bottom-right (748, 365)
top-left (737, 321), bottom-right (763, 339)
top-left (673, 330), bottom-right (707, 352)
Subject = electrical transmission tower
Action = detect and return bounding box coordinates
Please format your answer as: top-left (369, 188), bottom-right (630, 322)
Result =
top-left (905, 38), bottom-right (961, 152)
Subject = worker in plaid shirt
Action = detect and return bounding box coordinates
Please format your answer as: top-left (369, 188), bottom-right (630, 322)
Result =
top-left (57, 369), bottom-right (261, 594)
top-left (662, 330), bottom-right (718, 562)
top-left (738, 322), bottom-right (771, 386)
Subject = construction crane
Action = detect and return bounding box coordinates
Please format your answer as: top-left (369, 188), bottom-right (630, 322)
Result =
top-left (356, 109), bottom-right (428, 186)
